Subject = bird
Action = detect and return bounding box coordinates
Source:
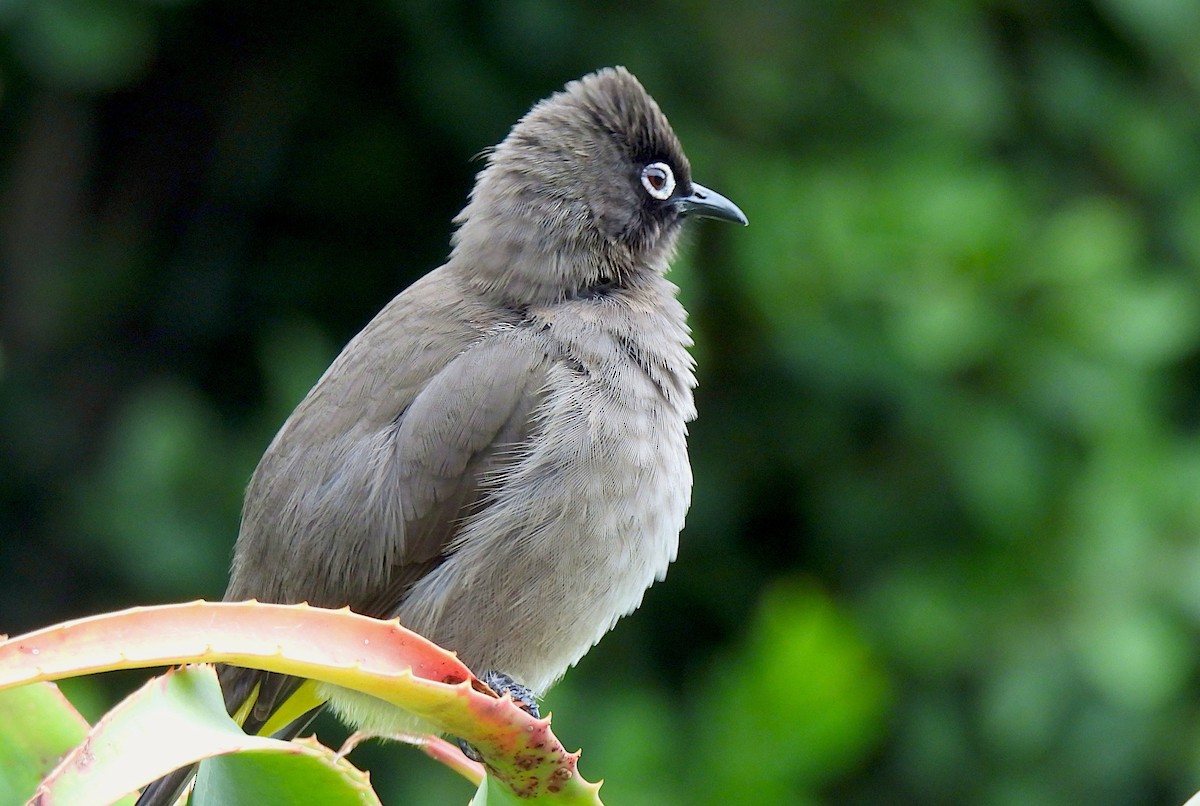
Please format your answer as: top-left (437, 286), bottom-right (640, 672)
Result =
top-left (137, 65), bottom-right (745, 805)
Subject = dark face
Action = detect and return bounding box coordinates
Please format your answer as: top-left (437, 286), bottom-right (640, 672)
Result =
top-left (600, 140), bottom-right (746, 259)
top-left (582, 144), bottom-right (692, 256)
top-left (558, 69), bottom-right (744, 256)
top-left (451, 67), bottom-right (743, 303)
top-left (626, 157), bottom-right (691, 252)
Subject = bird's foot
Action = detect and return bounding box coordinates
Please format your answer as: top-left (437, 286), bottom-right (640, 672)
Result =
top-left (457, 670), bottom-right (541, 761)
top-left (479, 670), bottom-right (541, 718)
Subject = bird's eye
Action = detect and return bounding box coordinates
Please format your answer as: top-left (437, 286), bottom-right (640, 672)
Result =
top-left (640, 162), bottom-right (675, 201)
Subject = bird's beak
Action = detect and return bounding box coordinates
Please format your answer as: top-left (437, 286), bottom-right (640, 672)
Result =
top-left (673, 182), bottom-right (748, 226)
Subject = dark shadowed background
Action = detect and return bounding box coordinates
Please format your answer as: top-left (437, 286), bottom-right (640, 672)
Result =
top-left (4, 2), bottom-right (1200, 804)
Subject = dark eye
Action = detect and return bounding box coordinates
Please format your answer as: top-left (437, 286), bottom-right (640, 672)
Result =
top-left (640, 162), bottom-right (676, 201)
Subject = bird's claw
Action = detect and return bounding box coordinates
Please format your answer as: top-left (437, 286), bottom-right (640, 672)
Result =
top-left (457, 670), bottom-right (541, 761)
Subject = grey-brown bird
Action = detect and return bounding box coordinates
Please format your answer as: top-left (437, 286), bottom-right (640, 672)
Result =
top-left (138, 66), bottom-right (745, 804)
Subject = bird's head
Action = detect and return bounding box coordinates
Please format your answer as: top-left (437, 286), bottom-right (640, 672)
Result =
top-left (451, 66), bottom-right (746, 304)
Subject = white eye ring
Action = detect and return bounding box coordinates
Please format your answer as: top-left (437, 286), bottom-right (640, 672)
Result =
top-left (640, 162), bottom-right (676, 201)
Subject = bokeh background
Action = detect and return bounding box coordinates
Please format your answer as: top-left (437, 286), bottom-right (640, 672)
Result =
top-left (4, 1), bottom-right (1200, 803)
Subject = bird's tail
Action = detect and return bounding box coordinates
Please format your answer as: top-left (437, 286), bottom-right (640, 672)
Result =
top-left (134, 764), bottom-right (200, 806)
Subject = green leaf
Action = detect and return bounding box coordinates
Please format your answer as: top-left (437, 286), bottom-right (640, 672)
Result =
top-left (0, 681), bottom-right (99, 805)
top-left (37, 664), bottom-right (377, 806)
top-left (0, 602), bottom-right (604, 804)
top-left (192, 738), bottom-right (381, 806)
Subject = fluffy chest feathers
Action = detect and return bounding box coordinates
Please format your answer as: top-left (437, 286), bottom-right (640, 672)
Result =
top-left (399, 275), bottom-right (697, 692)
top-left (230, 268), bottom-right (696, 693)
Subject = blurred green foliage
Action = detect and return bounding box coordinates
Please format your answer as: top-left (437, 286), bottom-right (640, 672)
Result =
top-left (3, 1), bottom-right (1200, 803)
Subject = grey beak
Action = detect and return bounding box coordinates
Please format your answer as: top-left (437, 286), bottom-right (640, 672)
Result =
top-left (673, 182), bottom-right (748, 226)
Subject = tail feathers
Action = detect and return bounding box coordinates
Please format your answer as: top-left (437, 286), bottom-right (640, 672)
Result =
top-left (135, 764), bottom-right (197, 806)
top-left (233, 670), bottom-right (305, 735)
